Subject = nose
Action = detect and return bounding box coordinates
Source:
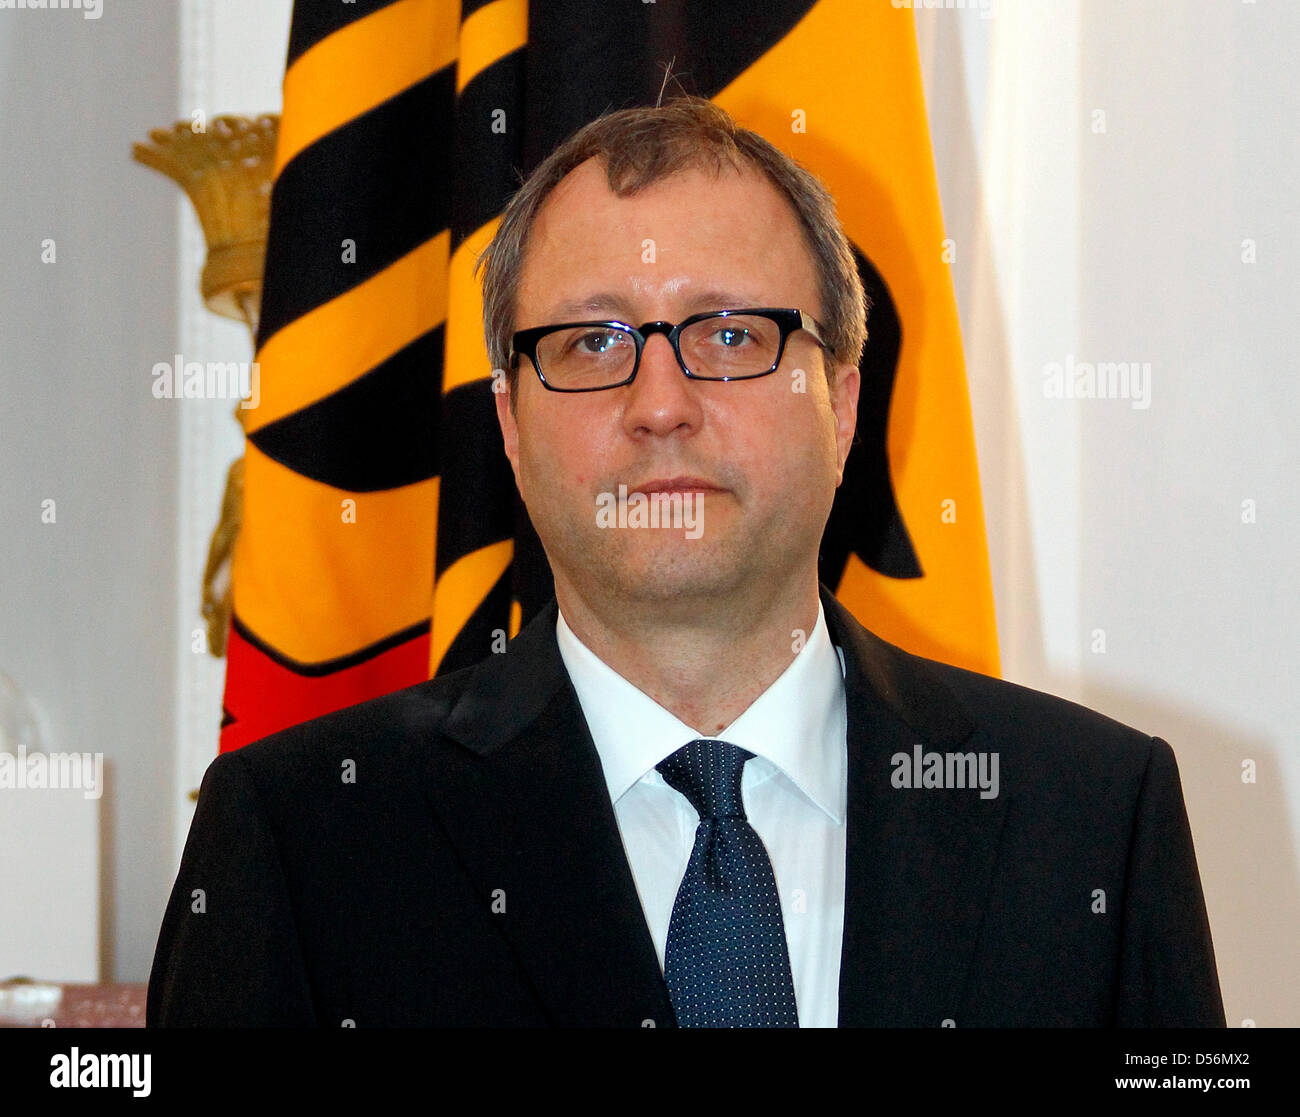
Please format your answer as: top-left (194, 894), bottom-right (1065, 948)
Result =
top-left (620, 332), bottom-right (704, 439)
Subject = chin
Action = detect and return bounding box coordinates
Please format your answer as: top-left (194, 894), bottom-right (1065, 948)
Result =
top-left (606, 537), bottom-right (753, 604)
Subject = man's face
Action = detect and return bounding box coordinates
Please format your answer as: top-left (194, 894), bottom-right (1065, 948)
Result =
top-left (496, 158), bottom-right (859, 616)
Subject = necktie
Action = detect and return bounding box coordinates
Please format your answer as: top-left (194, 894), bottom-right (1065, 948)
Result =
top-left (656, 738), bottom-right (799, 1027)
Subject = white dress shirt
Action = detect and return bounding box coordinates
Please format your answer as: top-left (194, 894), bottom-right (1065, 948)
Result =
top-left (555, 601), bottom-right (848, 1027)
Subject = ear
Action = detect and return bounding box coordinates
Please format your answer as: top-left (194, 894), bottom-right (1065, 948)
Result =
top-left (494, 376), bottom-right (523, 490)
top-left (829, 362), bottom-right (860, 486)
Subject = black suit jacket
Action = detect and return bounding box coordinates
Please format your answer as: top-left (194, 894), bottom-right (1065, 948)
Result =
top-left (148, 586), bottom-right (1225, 1026)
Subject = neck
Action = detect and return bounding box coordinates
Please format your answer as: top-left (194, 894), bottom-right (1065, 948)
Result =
top-left (555, 571), bottom-right (822, 735)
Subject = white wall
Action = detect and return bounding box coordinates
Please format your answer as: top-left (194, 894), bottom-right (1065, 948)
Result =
top-left (0, 0), bottom-right (181, 982)
top-left (918, 0), bottom-right (1300, 1025)
top-left (0, 0), bottom-right (291, 983)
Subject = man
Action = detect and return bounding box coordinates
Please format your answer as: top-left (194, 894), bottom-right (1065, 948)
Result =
top-left (148, 97), bottom-right (1225, 1027)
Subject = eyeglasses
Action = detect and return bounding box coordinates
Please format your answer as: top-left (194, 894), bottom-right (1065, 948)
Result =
top-left (509, 307), bottom-right (832, 392)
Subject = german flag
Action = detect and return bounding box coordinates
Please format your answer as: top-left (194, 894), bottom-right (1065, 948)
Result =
top-left (219, 0), bottom-right (998, 752)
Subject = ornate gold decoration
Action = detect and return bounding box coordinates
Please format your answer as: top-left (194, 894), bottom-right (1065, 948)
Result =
top-left (132, 115), bottom-right (278, 329)
top-left (199, 456), bottom-right (244, 658)
top-left (133, 115), bottom-right (279, 659)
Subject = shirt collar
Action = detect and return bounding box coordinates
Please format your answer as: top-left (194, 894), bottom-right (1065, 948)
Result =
top-left (555, 601), bottom-right (846, 824)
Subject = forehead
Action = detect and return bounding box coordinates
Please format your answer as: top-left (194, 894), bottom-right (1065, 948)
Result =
top-left (516, 156), bottom-right (819, 321)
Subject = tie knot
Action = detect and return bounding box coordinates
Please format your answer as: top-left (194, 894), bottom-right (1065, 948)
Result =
top-left (656, 738), bottom-right (752, 820)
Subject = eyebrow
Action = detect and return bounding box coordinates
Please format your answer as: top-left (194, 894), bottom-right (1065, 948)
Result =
top-left (541, 289), bottom-right (769, 323)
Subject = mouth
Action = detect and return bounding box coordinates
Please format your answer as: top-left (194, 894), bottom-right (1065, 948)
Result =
top-left (629, 476), bottom-right (723, 495)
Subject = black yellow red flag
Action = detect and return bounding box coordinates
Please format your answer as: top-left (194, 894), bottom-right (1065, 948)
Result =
top-left (220, 0), bottom-right (998, 752)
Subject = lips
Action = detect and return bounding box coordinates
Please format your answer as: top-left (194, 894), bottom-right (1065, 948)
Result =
top-left (629, 476), bottom-right (722, 494)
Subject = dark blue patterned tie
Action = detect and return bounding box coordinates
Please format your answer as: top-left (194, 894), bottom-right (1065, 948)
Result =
top-left (656, 738), bottom-right (799, 1027)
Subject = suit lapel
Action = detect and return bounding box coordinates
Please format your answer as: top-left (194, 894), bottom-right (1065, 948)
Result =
top-left (424, 601), bottom-right (676, 1027)
top-left (822, 589), bottom-right (1010, 1027)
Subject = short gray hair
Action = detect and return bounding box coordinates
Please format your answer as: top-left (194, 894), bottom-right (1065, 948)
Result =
top-left (475, 96), bottom-right (868, 399)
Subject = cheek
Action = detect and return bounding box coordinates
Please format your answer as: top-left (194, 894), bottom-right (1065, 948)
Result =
top-left (747, 399), bottom-right (838, 493)
top-left (749, 392), bottom-right (824, 455)
top-left (515, 408), bottom-right (611, 500)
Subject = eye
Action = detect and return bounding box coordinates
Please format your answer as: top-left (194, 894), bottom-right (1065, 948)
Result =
top-left (708, 325), bottom-right (752, 348)
top-left (571, 328), bottom-right (630, 355)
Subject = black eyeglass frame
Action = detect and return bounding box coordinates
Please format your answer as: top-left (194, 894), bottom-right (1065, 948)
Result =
top-left (509, 307), bottom-right (832, 392)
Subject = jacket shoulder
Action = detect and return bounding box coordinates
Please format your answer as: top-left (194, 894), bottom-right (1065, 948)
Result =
top-left (937, 655), bottom-right (1153, 745)
top-left (213, 662), bottom-right (481, 788)
top-left (866, 629), bottom-right (1162, 785)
